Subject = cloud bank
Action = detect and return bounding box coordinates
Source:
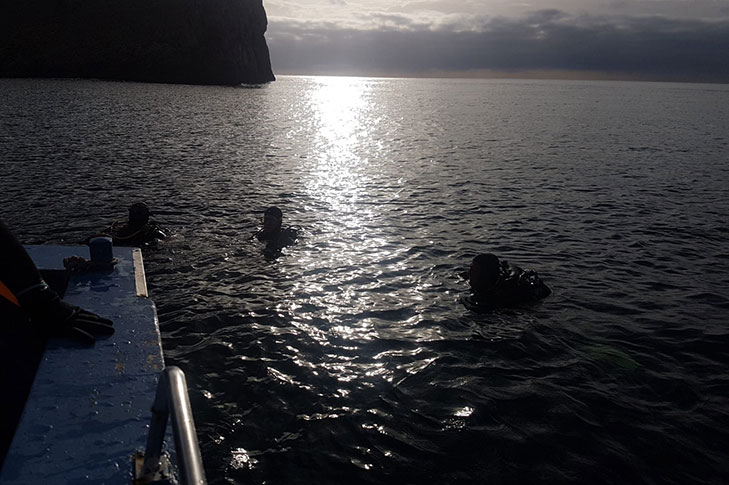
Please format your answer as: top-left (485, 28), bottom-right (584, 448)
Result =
top-left (266, 11), bottom-right (729, 82)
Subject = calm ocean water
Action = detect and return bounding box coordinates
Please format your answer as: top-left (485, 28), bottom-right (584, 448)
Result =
top-left (2, 75), bottom-right (729, 484)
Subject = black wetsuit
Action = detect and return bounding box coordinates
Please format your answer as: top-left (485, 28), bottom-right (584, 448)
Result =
top-left (0, 220), bottom-right (46, 296)
top-left (0, 221), bottom-right (46, 466)
top-left (100, 220), bottom-right (166, 247)
top-left (255, 227), bottom-right (298, 255)
top-left (470, 260), bottom-right (551, 309)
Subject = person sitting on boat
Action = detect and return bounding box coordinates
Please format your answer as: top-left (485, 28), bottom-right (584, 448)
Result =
top-left (96, 202), bottom-right (166, 247)
top-left (254, 206), bottom-right (298, 253)
top-left (0, 219), bottom-right (115, 344)
top-left (463, 253), bottom-right (551, 308)
top-left (1, 220), bottom-right (115, 465)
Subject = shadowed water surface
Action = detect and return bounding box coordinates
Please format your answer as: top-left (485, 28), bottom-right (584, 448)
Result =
top-left (2, 76), bottom-right (729, 484)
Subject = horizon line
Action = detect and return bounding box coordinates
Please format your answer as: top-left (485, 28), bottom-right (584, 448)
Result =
top-left (272, 68), bottom-right (729, 86)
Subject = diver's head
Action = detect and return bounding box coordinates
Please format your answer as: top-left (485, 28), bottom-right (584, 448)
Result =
top-left (468, 253), bottom-right (501, 293)
top-left (262, 206), bottom-right (283, 233)
top-left (128, 202), bottom-right (150, 227)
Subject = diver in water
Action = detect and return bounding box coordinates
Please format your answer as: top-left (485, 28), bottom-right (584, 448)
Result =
top-left (463, 253), bottom-right (551, 308)
top-left (254, 206), bottom-right (298, 255)
top-left (96, 202), bottom-right (166, 247)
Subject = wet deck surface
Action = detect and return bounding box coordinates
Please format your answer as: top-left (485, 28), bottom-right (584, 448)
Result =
top-left (1, 245), bottom-right (164, 484)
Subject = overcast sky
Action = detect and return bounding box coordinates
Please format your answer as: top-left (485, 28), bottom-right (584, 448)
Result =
top-left (263, 0), bottom-right (729, 82)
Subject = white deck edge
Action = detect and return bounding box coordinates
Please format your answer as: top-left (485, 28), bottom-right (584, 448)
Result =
top-left (133, 248), bottom-right (148, 297)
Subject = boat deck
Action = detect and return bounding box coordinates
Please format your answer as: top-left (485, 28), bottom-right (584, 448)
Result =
top-left (0, 245), bottom-right (166, 484)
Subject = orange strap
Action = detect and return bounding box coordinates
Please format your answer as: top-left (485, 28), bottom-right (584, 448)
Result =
top-left (0, 280), bottom-right (20, 307)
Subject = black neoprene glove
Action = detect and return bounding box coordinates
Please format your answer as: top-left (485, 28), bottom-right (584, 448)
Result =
top-left (19, 286), bottom-right (115, 345)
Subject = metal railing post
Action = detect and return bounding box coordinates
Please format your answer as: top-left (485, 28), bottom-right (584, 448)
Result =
top-left (136, 366), bottom-right (207, 485)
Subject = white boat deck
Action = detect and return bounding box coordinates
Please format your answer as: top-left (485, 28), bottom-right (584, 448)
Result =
top-left (1, 245), bottom-right (166, 484)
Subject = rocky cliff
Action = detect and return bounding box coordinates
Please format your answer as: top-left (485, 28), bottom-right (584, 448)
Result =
top-left (0, 0), bottom-right (275, 85)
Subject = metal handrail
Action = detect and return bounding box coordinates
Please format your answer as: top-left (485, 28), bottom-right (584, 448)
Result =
top-left (139, 366), bottom-right (207, 485)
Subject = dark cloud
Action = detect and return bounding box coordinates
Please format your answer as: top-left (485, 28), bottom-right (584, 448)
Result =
top-left (267, 11), bottom-right (729, 82)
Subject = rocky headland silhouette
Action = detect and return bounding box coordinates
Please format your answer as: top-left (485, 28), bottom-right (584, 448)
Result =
top-left (0, 0), bottom-right (275, 85)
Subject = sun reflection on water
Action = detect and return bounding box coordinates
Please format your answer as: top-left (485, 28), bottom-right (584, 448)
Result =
top-left (294, 77), bottom-right (385, 336)
top-left (278, 77), bottom-right (440, 392)
top-left (305, 76), bottom-right (376, 215)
